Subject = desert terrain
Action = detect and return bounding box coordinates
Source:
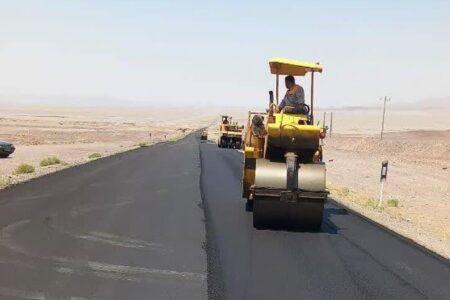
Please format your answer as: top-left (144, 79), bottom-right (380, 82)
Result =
top-left (1, 104), bottom-right (449, 258)
top-left (319, 109), bottom-right (450, 258)
top-left (207, 108), bottom-right (450, 259)
top-left (0, 105), bottom-right (218, 187)
top-left (326, 130), bottom-right (449, 259)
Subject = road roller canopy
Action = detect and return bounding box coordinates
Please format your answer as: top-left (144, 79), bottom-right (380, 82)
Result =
top-left (269, 58), bottom-right (323, 76)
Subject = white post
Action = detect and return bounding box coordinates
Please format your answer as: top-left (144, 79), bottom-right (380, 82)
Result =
top-left (378, 181), bottom-right (385, 208)
top-left (377, 160), bottom-right (389, 207)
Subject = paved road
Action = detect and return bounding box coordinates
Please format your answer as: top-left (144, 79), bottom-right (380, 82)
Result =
top-left (200, 142), bottom-right (450, 300)
top-left (0, 135), bottom-right (206, 300)
top-left (1, 134), bottom-right (449, 300)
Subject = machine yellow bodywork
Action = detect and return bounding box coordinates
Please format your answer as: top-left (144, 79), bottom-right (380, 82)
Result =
top-left (269, 58), bottom-right (323, 76)
top-left (242, 58), bottom-right (327, 230)
top-left (267, 113), bottom-right (320, 150)
top-left (242, 112), bottom-right (266, 199)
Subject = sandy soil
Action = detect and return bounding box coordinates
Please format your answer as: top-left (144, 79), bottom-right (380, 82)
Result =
top-left (325, 131), bottom-right (450, 259)
top-left (319, 108), bottom-right (450, 259)
top-left (0, 105), bottom-right (218, 186)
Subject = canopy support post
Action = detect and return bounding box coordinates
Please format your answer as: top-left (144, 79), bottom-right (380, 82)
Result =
top-left (276, 74), bottom-right (279, 104)
top-left (310, 71), bottom-right (315, 124)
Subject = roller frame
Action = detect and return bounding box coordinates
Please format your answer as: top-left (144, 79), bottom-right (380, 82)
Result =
top-left (251, 188), bottom-right (327, 202)
top-left (254, 159), bottom-right (326, 192)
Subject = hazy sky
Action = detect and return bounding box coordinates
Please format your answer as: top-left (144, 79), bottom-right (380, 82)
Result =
top-left (0, 0), bottom-right (449, 107)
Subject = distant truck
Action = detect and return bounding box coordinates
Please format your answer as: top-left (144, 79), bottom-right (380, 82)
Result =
top-left (0, 141), bottom-right (15, 158)
top-left (218, 116), bottom-right (243, 149)
top-left (200, 130), bottom-right (208, 141)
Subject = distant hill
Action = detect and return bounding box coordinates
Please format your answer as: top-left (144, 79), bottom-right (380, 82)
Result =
top-left (316, 105), bottom-right (378, 111)
top-left (318, 97), bottom-right (450, 111)
top-left (0, 93), bottom-right (141, 107)
top-left (404, 97), bottom-right (450, 109)
top-left (2, 93), bottom-right (448, 111)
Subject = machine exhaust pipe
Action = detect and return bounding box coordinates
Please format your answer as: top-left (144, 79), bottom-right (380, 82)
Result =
top-left (268, 91), bottom-right (274, 122)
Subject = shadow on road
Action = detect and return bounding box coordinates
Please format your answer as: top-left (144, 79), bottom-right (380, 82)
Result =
top-left (320, 206), bottom-right (348, 234)
top-left (247, 205), bottom-right (348, 235)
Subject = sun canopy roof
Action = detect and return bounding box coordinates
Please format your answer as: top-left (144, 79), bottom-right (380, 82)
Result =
top-left (269, 58), bottom-right (323, 76)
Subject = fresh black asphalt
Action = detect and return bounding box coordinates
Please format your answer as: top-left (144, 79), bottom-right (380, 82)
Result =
top-left (199, 141), bottom-right (450, 300)
top-left (0, 135), bottom-right (206, 299)
top-left (0, 133), bottom-right (449, 299)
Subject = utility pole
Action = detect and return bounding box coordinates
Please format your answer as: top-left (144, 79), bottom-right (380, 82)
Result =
top-left (380, 96), bottom-right (390, 140)
top-left (330, 112), bottom-right (333, 138)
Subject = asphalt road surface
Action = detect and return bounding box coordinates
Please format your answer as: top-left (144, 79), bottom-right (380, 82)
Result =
top-left (199, 141), bottom-right (450, 300)
top-left (0, 136), bottom-right (206, 300)
top-left (0, 134), bottom-right (449, 300)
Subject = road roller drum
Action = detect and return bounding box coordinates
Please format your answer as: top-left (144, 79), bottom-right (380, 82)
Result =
top-left (254, 159), bottom-right (326, 191)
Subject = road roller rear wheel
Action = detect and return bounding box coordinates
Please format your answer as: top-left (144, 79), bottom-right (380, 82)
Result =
top-left (253, 197), bottom-right (324, 231)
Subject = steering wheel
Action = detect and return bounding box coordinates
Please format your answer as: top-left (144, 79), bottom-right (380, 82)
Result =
top-left (302, 104), bottom-right (310, 114)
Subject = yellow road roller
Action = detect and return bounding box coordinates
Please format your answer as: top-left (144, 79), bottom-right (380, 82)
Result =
top-left (218, 115), bottom-right (244, 148)
top-left (242, 58), bottom-right (328, 230)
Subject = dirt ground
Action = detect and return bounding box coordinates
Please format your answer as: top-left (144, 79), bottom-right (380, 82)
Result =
top-left (318, 109), bottom-right (450, 259)
top-left (325, 130), bottom-right (450, 259)
top-left (0, 105), bottom-right (218, 186)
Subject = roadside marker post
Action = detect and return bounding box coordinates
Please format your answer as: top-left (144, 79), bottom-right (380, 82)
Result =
top-left (378, 160), bottom-right (389, 207)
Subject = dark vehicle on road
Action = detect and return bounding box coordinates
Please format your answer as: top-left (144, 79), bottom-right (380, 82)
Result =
top-left (218, 116), bottom-right (243, 149)
top-left (0, 141), bottom-right (15, 158)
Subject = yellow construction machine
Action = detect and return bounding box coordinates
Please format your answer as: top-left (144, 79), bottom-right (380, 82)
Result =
top-left (242, 58), bottom-right (328, 230)
top-left (218, 115), bottom-right (243, 148)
